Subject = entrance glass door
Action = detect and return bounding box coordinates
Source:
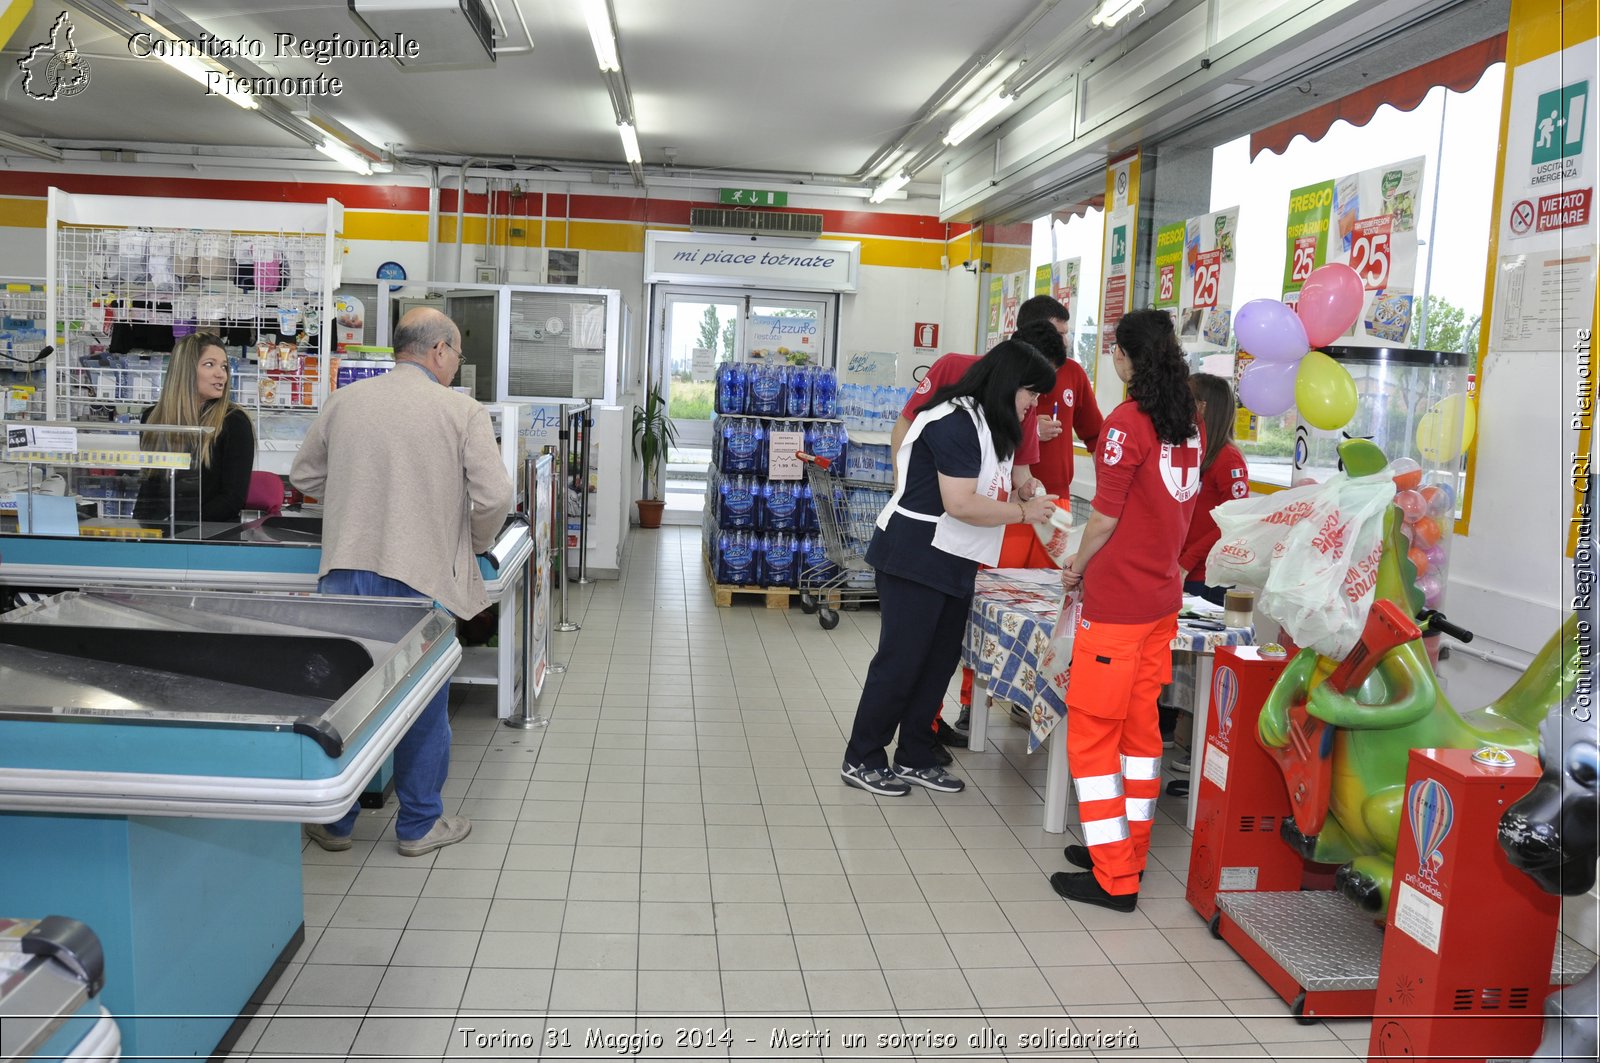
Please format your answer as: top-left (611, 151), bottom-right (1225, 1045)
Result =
top-left (653, 286), bottom-right (835, 523)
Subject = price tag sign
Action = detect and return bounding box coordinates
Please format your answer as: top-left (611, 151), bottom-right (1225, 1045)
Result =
top-left (767, 430), bottom-right (805, 481)
top-left (1157, 264), bottom-right (1176, 304)
top-left (691, 347), bottom-right (715, 382)
top-left (1351, 216), bottom-right (1394, 290)
top-left (1290, 236), bottom-right (1319, 283)
top-left (1192, 249), bottom-right (1223, 308)
top-left (6, 424), bottom-right (78, 452)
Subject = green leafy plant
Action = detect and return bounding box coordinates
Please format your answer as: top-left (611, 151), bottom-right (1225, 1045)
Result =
top-left (631, 385), bottom-right (679, 500)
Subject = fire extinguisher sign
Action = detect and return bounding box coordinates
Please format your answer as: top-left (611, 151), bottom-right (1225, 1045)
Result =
top-left (913, 322), bottom-right (939, 349)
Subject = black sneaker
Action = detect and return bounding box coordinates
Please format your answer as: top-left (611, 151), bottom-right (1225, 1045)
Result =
top-left (1050, 870), bottom-right (1138, 912)
top-left (950, 706), bottom-right (972, 737)
top-left (932, 720), bottom-right (969, 749)
top-left (840, 761), bottom-right (911, 796)
top-left (1062, 844), bottom-right (1142, 880)
top-left (892, 764), bottom-right (966, 793)
top-left (931, 742), bottom-right (954, 766)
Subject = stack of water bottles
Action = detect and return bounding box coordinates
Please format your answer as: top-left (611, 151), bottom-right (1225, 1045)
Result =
top-left (839, 383), bottom-right (914, 485)
top-left (706, 359), bottom-right (846, 590)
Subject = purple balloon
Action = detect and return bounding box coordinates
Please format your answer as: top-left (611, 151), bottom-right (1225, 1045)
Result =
top-left (1424, 544), bottom-right (1448, 568)
top-left (1235, 298), bottom-right (1311, 364)
top-left (1238, 361), bottom-right (1299, 417)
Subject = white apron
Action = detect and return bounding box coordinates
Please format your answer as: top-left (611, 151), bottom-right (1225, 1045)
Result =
top-left (876, 398), bottom-right (1012, 565)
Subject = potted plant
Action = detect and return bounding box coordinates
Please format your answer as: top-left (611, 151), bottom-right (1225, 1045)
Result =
top-left (631, 385), bottom-right (678, 529)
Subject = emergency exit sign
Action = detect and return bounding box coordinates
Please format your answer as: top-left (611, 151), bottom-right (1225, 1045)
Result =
top-left (720, 189), bottom-right (787, 207)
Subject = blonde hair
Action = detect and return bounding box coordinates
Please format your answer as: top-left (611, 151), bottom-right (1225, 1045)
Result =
top-left (145, 333), bottom-right (245, 468)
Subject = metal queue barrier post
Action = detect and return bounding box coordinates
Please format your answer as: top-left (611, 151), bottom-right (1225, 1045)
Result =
top-left (575, 406), bottom-right (593, 585)
top-left (553, 403), bottom-right (583, 638)
top-left (503, 454), bottom-right (549, 729)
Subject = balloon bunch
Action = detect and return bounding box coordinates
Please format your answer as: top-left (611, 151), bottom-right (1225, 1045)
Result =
top-left (1235, 264), bottom-right (1366, 430)
top-left (1390, 456), bottom-right (1455, 609)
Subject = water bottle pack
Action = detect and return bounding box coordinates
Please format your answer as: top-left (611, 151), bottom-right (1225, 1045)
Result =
top-left (840, 383), bottom-right (915, 433)
top-left (717, 416), bottom-right (766, 474)
top-left (713, 362), bottom-right (839, 419)
top-left (760, 480), bottom-right (800, 532)
top-left (715, 530), bottom-right (757, 585)
top-left (758, 531), bottom-right (797, 588)
top-left (844, 442), bottom-right (894, 484)
top-left (718, 474), bottom-right (759, 529)
top-left (804, 421), bottom-right (847, 473)
top-left (797, 533), bottom-right (835, 583)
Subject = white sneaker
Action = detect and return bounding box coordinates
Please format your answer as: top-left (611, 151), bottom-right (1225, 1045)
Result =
top-left (398, 814), bottom-right (472, 856)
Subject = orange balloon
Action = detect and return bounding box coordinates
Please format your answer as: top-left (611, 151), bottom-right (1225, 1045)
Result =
top-left (1408, 546), bottom-right (1430, 576)
top-left (1412, 517), bottom-right (1442, 548)
top-left (1393, 468), bottom-right (1423, 491)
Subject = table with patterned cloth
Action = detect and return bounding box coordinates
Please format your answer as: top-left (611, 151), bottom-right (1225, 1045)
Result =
top-left (960, 568), bottom-right (1256, 833)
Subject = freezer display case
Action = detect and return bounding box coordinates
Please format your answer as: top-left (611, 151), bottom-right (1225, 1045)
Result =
top-left (0, 589), bottom-right (457, 1060)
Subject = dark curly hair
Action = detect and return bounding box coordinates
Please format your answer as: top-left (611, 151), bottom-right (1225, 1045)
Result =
top-left (1115, 309), bottom-right (1195, 445)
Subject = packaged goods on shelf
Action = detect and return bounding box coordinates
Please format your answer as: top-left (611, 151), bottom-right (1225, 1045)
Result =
top-left (844, 442), bottom-right (893, 484)
top-left (840, 383), bottom-right (915, 434)
top-left (714, 362), bottom-right (839, 419)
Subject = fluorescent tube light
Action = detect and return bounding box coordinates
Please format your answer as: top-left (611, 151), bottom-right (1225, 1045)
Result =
top-left (868, 171), bottom-right (910, 204)
top-left (943, 92), bottom-right (1014, 147)
top-left (583, 0), bottom-right (620, 72)
top-left (1091, 0), bottom-right (1144, 27)
top-left (155, 51), bottom-right (257, 109)
top-left (316, 138), bottom-right (374, 176)
top-left (617, 122), bottom-right (641, 164)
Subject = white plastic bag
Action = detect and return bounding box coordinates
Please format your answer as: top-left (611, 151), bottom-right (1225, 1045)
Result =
top-left (1204, 475), bottom-right (1338, 589)
top-left (1032, 503), bottom-right (1080, 568)
top-left (1253, 474), bottom-right (1394, 658)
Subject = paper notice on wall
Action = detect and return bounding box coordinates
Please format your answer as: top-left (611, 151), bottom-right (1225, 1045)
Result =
top-left (1494, 246), bottom-right (1599, 350)
top-left (1202, 742), bottom-right (1229, 791)
top-left (843, 351), bottom-right (897, 385)
top-left (1002, 271), bottom-right (1027, 334)
top-left (691, 347), bottom-right (715, 382)
top-left (572, 353), bottom-right (605, 398)
top-left (1053, 258), bottom-right (1081, 321)
top-left (570, 303), bottom-right (605, 350)
top-left (1394, 881), bottom-right (1444, 953)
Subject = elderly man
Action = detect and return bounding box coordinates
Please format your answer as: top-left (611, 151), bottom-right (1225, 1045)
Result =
top-left (292, 306), bottom-right (514, 857)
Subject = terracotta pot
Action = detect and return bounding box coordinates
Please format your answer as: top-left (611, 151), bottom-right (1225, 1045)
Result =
top-left (636, 499), bottom-right (666, 529)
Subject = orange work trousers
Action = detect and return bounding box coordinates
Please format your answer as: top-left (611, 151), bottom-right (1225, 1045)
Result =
top-left (1064, 613), bottom-right (1177, 895)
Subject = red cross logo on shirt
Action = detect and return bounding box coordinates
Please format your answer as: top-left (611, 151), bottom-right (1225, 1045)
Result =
top-left (1159, 436), bottom-right (1203, 502)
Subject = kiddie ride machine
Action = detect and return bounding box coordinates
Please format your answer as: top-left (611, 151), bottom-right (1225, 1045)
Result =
top-left (1184, 439), bottom-right (1595, 1060)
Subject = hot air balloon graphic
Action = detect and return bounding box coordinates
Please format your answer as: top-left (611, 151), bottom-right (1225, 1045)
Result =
top-left (1407, 778), bottom-right (1455, 883)
top-left (1213, 667), bottom-right (1239, 745)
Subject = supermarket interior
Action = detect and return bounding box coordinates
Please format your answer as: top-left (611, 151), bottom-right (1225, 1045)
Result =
top-left (0, 0), bottom-right (1595, 1060)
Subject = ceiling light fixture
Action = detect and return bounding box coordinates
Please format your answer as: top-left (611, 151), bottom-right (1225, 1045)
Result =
top-left (617, 122), bottom-right (642, 165)
top-left (583, 0), bottom-right (621, 72)
top-left (868, 171), bottom-right (910, 204)
top-left (1090, 0), bottom-right (1145, 27)
top-left (316, 138), bottom-right (374, 176)
top-left (153, 51), bottom-right (258, 109)
top-left (0, 130), bottom-right (63, 162)
top-left (943, 91), bottom-right (1014, 147)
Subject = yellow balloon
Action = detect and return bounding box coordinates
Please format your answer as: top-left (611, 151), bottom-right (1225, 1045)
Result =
top-left (1295, 350), bottom-right (1358, 431)
top-left (1416, 393), bottom-right (1477, 463)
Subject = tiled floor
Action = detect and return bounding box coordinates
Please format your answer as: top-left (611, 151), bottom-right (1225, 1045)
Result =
top-left (230, 527), bottom-right (1374, 1061)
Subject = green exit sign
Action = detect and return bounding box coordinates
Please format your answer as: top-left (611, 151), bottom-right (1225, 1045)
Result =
top-left (719, 189), bottom-right (787, 207)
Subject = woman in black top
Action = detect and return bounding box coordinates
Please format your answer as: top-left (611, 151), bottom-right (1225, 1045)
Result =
top-left (842, 339), bottom-right (1059, 796)
top-left (133, 332), bottom-right (255, 526)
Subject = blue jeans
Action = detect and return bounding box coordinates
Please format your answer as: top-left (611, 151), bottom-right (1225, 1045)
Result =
top-left (319, 569), bottom-right (452, 842)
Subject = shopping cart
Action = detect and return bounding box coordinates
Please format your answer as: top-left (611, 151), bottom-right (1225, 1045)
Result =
top-left (796, 452), bottom-right (881, 630)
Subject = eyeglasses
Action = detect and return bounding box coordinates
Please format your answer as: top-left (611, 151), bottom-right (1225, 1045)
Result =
top-left (441, 340), bottom-right (462, 360)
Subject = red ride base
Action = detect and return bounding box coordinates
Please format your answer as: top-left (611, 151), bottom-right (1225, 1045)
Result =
top-left (1367, 747), bottom-right (1558, 1063)
top-left (1185, 646), bottom-right (1299, 924)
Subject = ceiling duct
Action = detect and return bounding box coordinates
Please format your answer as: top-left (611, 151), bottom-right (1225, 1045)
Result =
top-left (690, 208), bottom-right (824, 239)
top-left (348, 0), bottom-right (496, 67)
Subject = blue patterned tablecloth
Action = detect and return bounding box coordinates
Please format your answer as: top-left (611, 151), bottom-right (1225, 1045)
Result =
top-left (960, 569), bottom-right (1256, 752)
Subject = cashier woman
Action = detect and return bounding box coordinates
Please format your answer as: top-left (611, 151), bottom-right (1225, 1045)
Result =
top-left (133, 332), bottom-right (255, 525)
top-left (842, 338), bottom-right (1059, 796)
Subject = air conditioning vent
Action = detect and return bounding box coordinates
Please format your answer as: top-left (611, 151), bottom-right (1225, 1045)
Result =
top-left (690, 208), bottom-right (824, 239)
top-left (349, 0), bottom-right (497, 67)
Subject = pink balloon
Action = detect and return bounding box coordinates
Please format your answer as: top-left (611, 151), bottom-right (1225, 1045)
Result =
top-left (1234, 299), bottom-right (1310, 364)
top-left (1295, 264), bottom-right (1365, 347)
top-left (1238, 360), bottom-right (1299, 416)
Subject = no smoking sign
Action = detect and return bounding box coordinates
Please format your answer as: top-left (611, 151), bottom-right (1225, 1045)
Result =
top-left (1509, 199), bottom-right (1535, 235)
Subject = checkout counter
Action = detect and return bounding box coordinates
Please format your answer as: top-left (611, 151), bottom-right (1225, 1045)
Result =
top-left (0, 588), bottom-right (458, 1059)
top-left (0, 410), bottom-right (540, 722)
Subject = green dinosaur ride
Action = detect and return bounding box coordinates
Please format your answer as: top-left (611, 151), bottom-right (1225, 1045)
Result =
top-left (1257, 439), bottom-right (1581, 913)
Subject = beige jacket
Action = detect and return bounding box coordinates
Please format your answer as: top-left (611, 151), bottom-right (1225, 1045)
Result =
top-left (291, 363), bottom-right (514, 618)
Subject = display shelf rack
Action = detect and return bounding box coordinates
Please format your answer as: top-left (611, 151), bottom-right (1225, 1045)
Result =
top-left (1, 279), bottom-right (50, 421)
top-left (45, 190), bottom-right (344, 419)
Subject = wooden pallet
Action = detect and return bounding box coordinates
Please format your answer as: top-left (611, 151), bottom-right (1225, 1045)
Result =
top-left (703, 548), bottom-right (838, 609)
